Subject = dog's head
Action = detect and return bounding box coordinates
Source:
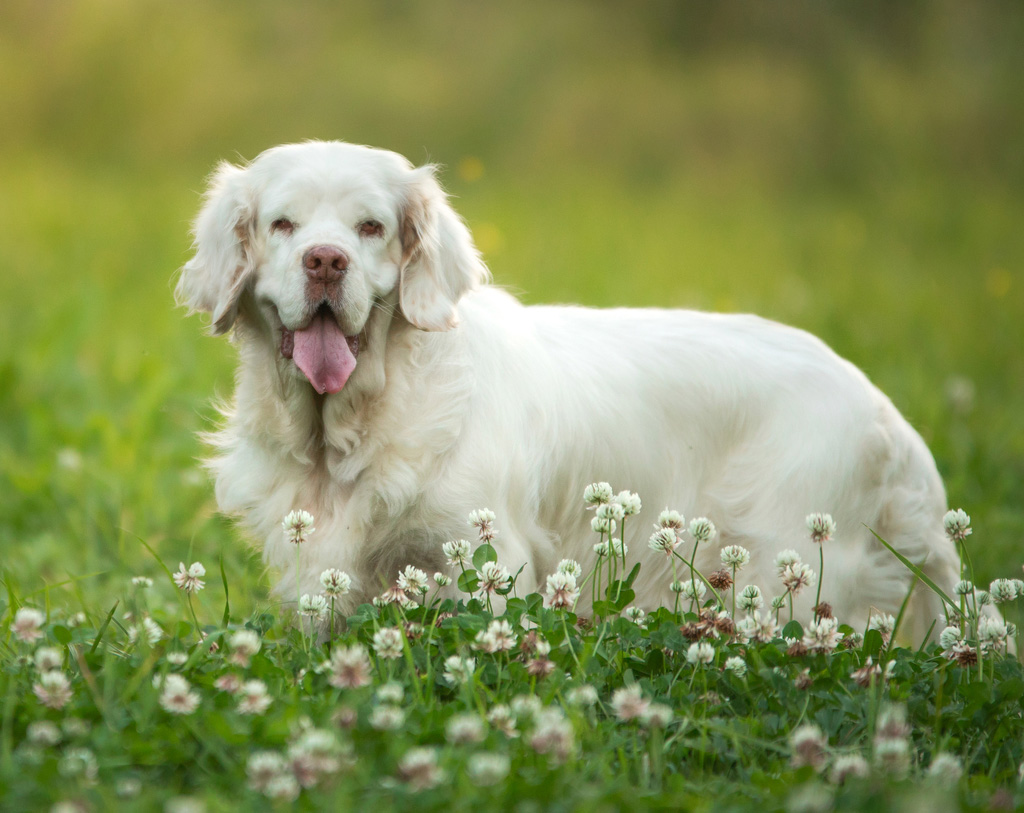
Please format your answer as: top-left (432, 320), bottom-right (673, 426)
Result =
top-left (177, 141), bottom-right (487, 394)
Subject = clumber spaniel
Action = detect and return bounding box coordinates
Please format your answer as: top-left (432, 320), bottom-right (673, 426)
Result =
top-left (177, 140), bottom-right (960, 639)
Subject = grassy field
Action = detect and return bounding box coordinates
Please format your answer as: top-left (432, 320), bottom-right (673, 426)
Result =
top-left (1, 2), bottom-right (1023, 809)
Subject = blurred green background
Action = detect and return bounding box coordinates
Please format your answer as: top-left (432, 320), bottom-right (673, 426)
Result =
top-left (1, 1), bottom-right (1021, 618)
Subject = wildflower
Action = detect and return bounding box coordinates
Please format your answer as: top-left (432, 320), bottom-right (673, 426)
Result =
top-left (237, 680), bottom-right (273, 715)
top-left (566, 686), bottom-right (599, 707)
top-left (158, 674), bottom-right (200, 715)
top-left (942, 509), bottom-right (971, 542)
top-left (319, 569), bottom-right (352, 597)
top-left (876, 705), bottom-right (910, 741)
top-left (214, 674), bottom-right (243, 694)
top-left (556, 558), bottom-right (583, 579)
top-left (583, 482), bottom-right (614, 505)
top-left (806, 513), bottom-right (836, 544)
top-left (478, 562), bottom-right (511, 594)
top-left (58, 747), bottom-right (98, 781)
top-left (950, 639), bottom-right (978, 667)
top-left (609, 538), bottom-right (628, 558)
top-left (593, 502), bottom-right (623, 535)
top-left (830, 754), bottom-right (870, 784)
top-left (927, 752), bottom-right (963, 784)
top-left (724, 656), bottom-right (747, 678)
top-left (770, 595), bottom-right (786, 611)
top-left (132, 576), bottom-right (153, 588)
top-left (624, 606), bottom-right (646, 624)
top-left (166, 651), bottom-right (188, 667)
top-left (787, 639), bottom-right (810, 657)
top-left (443, 654), bottom-right (476, 686)
top-left (33, 672), bottom-right (72, 710)
top-left (173, 562), bottom-right (206, 593)
top-left (686, 642), bottom-right (715, 665)
top-left (939, 625), bottom-right (963, 654)
top-left (289, 727), bottom-right (344, 788)
top-left (679, 580), bottom-right (706, 602)
top-left (775, 549), bottom-right (802, 574)
top-left (869, 613), bottom-right (896, 645)
top-left (976, 590), bottom-right (993, 606)
top-left (377, 584), bottom-right (409, 606)
top-left (375, 682), bottom-right (404, 704)
top-left (720, 545), bottom-right (751, 568)
top-left (468, 508), bottom-right (497, 542)
top-left (127, 616), bottom-right (163, 647)
top-left (446, 713), bottom-right (485, 744)
top-left (475, 620), bottom-right (517, 653)
top-left (874, 737), bottom-right (910, 775)
top-left (370, 705), bottom-right (405, 730)
top-left (593, 541), bottom-right (610, 557)
top-left (790, 724), bottom-right (827, 770)
top-left (433, 571), bottom-right (451, 587)
top-left (34, 647), bottom-right (63, 672)
top-left (615, 490), bottom-right (642, 515)
top-left (656, 509), bottom-right (685, 531)
top-left (641, 703), bottom-right (673, 728)
top-left (737, 584), bottom-right (764, 612)
top-left (27, 720), bottom-right (62, 747)
top-left (247, 751), bottom-right (291, 794)
top-left (648, 528), bottom-right (678, 556)
top-left (611, 684), bottom-right (649, 721)
top-left (689, 517), bottom-right (717, 545)
top-left (979, 615), bottom-right (1010, 653)
top-left (264, 773), bottom-right (301, 802)
top-left (781, 562), bottom-right (816, 595)
top-left (528, 708), bottom-right (574, 762)
top-left (708, 569), bottom-right (733, 590)
top-left (510, 694), bottom-right (543, 721)
top-left (442, 539), bottom-right (472, 567)
top-left (737, 611), bottom-right (779, 644)
top-left (487, 704), bottom-right (518, 737)
top-left (989, 579), bottom-right (1018, 604)
top-left (228, 630), bottom-right (261, 667)
top-left (543, 572), bottom-right (580, 609)
top-left (397, 747), bottom-right (444, 790)
top-left (329, 644), bottom-right (372, 689)
top-left (467, 753), bottom-right (510, 786)
top-left (803, 616), bottom-right (840, 653)
top-left (11, 607), bottom-right (46, 644)
top-left (851, 658), bottom-right (883, 688)
top-left (953, 580), bottom-right (974, 596)
top-left (373, 626), bottom-right (405, 660)
top-left (398, 565), bottom-right (430, 595)
top-left (298, 594), bottom-right (329, 621)
top-left (282, 509), bottom-right (315, 544)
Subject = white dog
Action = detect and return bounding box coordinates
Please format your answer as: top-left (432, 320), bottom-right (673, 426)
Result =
top-left (177, 140), bottom-right (960, 639)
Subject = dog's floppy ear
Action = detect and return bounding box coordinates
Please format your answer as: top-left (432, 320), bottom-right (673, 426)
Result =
top-left (398, 165), bottom-right (489, 332)
top-left (176, 161), bottom-right (258, 335)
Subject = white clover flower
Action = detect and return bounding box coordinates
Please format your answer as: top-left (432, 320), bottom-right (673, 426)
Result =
top-left (806, 513), bottom-right (836, 544)
top-left (215, 674), bottom-right (243, 694)
top-left (237, 680), bottom-right (273, 715)
top-left (593, 540), bottom-right (610, 557)
top-left (720, 545), bottom-right (751, 568)
top-left (370, 705), bottom-right (406, 731)
top-left (874, 737), bottom-right (910, 775)
top-left (443, 654), bottom-right (476, 686)
top-left (977, 590), bottom-right (993, 606)
top-left (648, 527), bottom-right (678, 556)
top-left (804, 616), bottom-right (840, 654)
top-left (737, 611), bottom-right (779, 644)
top-left (264, 773), bottom-right (301, 802)
top-left (557, 559), bottom-right (583, 579)
top-left (597, 501), bottom-right (625, 523)
top-left (737, 584), bottom-right (764, 612)
top-left (770, 595), bottom-right (786, 610)
top-left (475, 620), bottom-right (517, 653)
top-left (11, 607), bottom-right (46, 643)
top-left (319, 569), bottom-right (352, 597)
top-left (609, 538), bottom-right (628, 559)
top-left (228, 629), bottom-right (261, 666)
top-left (33, 671), bottom-right (73, 710)
top-left (611, 684), bottom-right (649, 722)
top-left (781, 562), bottom-right (816, 595)
top-left (298, 594), bottom-right (329, 620)
top-left (979, 616), bottom-right (1010, 652)
top-left (724, 656), bottom-right (747, 678)
top-left (376, 682), bottom-right (404, 704)
top-left (159, 674), bottom-right (200, 715)
top-left (166, 652), bottom-right (188, 667)
top-left (34, 647), bottom-right (63, 672)
top-left (830, 753), bottom-right (869, 784)
top-left (397, 565), bottom-right (430, 595)
top-left (373, 626), bottom-right (405, 660)
top-left (58, 747), bottom-right (98, 781)
top-left (510, 694), bottom-right (543, 720)
top-left (775, 549), bottom-right (802, 574)
top-left (615, 491), bottom-right (642, 516)
top-left (282, 510), bottom-right (315, 544)
top-left (869, 613), bottom-right (897, 645)
top-left (657, 509), bottom-right (685, 531)
top-left (566, 685), bottom-right (599, 707)
top-left (686, 642), bottom-right (715, 666)
top-left (127, 616), bottom-right (164, 647)
top-left (27, 720), bottom-right (62, 747)
top-left (790, 724), bottom-right (827, 769)
top-left (433, 572), bottom-right (451, 587)
top-left (247, 751), bottom-right (291, 794)
top-left (680, 580), bottom-right (706, 602)
top-left (328, 644), bottom-right (372, 689)
top-left (939, 625), bottom-right (963, 653)
top-left (468, 508), bottom-right (497, 542)
top-left (641, 703), bottom-right (673, 728)
top-left (943, 509), bottom-right (972, 542)
top-left (467, 752), bottom-right (510, 786)
top-left (442, 539), bottom-right (472, 567)
top-left (487, 704), bottom-right (518, 737)
top-left (624, 606), bottom-right (646, 624)
top-left (397, 747), bottom-right (444, 789)
top-left (669, 580), bottom-right (685, 594)
top-left (543, 571), bottom-right (580, 609)
top-left (529, 708), bottom-right (574, 762)
top-left (989, 579), bottom-right (1018, 604)
top-left (583, 482), bottom-right (614, 505)
top-left (173, 562), bottom-right (206, 594)
top-left (927, 752), bottom-right (963, 784)
top-left (445, 713), bottom-right (485, 744)
top-left (478, 561), bottom-right (511, 594)
top-left (689, 517), bottom-right (717, 545)
top-left (131, 576), bottom-right (153, 588)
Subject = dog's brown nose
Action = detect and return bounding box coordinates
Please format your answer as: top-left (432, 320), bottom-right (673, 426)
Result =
top-left (303, 245), bottom-right (348, 282)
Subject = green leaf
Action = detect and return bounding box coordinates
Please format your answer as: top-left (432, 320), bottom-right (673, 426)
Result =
top-left (862, 628), bottom-right (884, 658)
top-left (472, 544), bottom-right (497, 569)
top-left (219, 557), bottom-right (231, 627)
top-left (89, 600), bottom-right (119, 654)
top-left (52, 625), bottom-right (72, 645)
top-left (457, 569), bottom-right (480, 594)
top-left (782, 620), bottom-right (804, 640)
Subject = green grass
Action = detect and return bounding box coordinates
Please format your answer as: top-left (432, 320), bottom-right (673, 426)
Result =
top-left (0, 2), bottom-right (1023, 809)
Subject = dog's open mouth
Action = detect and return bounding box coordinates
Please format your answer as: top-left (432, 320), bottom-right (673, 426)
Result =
top-left (280, 303), bottom-right (360, 395)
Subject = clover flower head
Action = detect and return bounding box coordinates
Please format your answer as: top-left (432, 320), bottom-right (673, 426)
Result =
top-left (806, 512), bottom-right (836, 544)
top-left (830, 753), bottom-right (869, 784)
top-left (467, 752), bottom-right (510, 786)
top-left (486, 703), bottom-right (518, 736)
top-left (370, 705), bottom-right (406, 731)
top-left (656, 509), bottom-right (685, 532)
top-left (443, 654), bottom-right (476, 686)
top-left (247, 751), bottom-right (292, 795)
top-left (927, 752), bottom-right (963, 784)
top-left (566, 685), bottom-right (599, 707)
top-left (34, 647), bottom-right (63, 672)
top-left (724, 656), bottom-right (747, 678)
top-left (680, 580), bottom-right (706, 601)
top-left (298, 594), bottom-right (329, 620)
top-left (282, 510), bottom-right (315, 544)
top-left (615, 490), bottom-right (642, 516)
top-left (27, 720), bottom-right (62, 747)
top-left (544, 571), bottom-right (580, 609)
top-left (689, 517), bottom-right (717, 545)
top-left (978, 615), bottom-right (1009, 652)
top-left (132, 576), bottom-right (153, 588)
top-left (720, 545), bottom-right (751, 568)
top-left (328, 644), bottom-right (372, 689)
top-left (943, 509), bottom-right (971, 542)
top-left (398, 565), bottom-right (430, 595)
top-left (173, 562), bottom-right (206, 593)
top-left (789, 724), bottom-right (827, 769)
top-left (737, 584), bottom-right (764, 612)
top-left (781, 562), bottom-right (816, 595)
top-left (373, 626), bottom-right (405, 660)
top-left (468, 508), bottom-right (497, 542)
top-left (953, 579), bottom-right (974, 596)
top-left (397, 747), bottom-right (444, 790)
top-left (989, 578), bottom-right (1018, 604)
top-left (528, 708), bottom-right (574, 762)
top-left (774, 549), bottom-right (802, 574)
top-left (159, 674), bottom-right (200, 715)
top-left (874, 737), bottom-right (910, 775)
top-left (319, 569), bottom-right (352, 597)
top-left (478, 561), bottom-right (511, 594)
top-left (624, 606), bottom-right (646, 624)
top-left (128, 616), bottom-right (164, 647)
top-left (33, 671), bottom-right (73, 710)
top-left (611, 684), bottom-right (649, 721)
top-left (641, 703), bottom-right (673, 728)
top-left (803, 616), bottom-right (840, 653)
top-left (475, 619), bottom-right (517, 653)
top-left (737, 610), bottom-right (779, 644)
top-left (557, 558), bottom-right (583, 579)
top-left (433, 571), bottom-right (451, 587)
top-left (237, 680), bottom-right (273, 715)
top-left (686, 641), bottom-right (715, 665)
top-left (938, 625), bottom-right (963, 653)
top-left (12, 607), bottom-right (46, 643)
top-left (593, 541), bottom-right (610, 557)
top-left (869, 613), bottom-right (897, 645)
top-left (596, 502), bottom-right (625, 523)
top-left (445, 713), bottom-right (485, 745)
top-left (648, 527), bottom-right (678, 556)
top-left (583, 482), bottom-right (614, 505)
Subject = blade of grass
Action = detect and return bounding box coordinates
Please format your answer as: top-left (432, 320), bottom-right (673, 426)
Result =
top-left (89, 600), bottom-right (120, 655)
top-left (219, 557), bottom-right (231, 628)
top-left (867, 527), bottom-right (961, 617)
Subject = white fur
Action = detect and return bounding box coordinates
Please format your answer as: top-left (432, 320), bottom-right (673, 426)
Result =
top-left (178, 140), bottom-right (961, 641)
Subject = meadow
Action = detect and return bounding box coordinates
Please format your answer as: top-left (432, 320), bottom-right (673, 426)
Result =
top-left (1, 2), bottom-right (1023, 810)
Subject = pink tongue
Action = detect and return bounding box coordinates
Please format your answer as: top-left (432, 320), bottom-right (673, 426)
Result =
top-left (292, 312), bottom-right (357, 394)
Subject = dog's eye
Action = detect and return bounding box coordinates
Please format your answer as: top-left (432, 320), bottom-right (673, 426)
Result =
top-left (358, 220), bottom-right (384, 239)
top-left (270, 218), bottom-right (295, 235)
